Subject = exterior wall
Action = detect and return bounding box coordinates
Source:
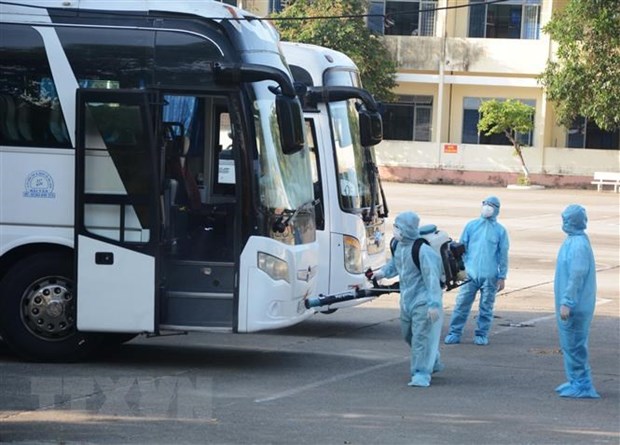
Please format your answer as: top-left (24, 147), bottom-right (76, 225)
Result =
top-left (377, 141), bottom-right (620, 176)
top-left (377, 165), bottom-right (595, 188)
top-left (542, 147), bottom-right (620, 175)
top-left (236, 0), bottom-right (270, 16)
top-left (385, 36), bottom-right (548, 75)
top-left (376, 141), bottom-right (620, 187)
top-left (447, 38), bottom-right (548, 74)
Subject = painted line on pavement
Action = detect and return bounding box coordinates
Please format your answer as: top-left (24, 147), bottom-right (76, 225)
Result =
top-left (494, 298), bottom-right (612, 335)
top-left (499, 265), bottom-right (618, 297)
top-left (255, 357), bottom-right (406, 403)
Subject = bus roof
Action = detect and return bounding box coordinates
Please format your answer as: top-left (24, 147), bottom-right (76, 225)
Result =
top-left (281, 42), bottom-right (357, 86)
top-left (1, 1), bottom-right (281, 53)
top-left (1, 1), bottom-right (256, 22)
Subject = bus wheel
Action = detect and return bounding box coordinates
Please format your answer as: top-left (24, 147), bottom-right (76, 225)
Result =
top-left (0, 252), bottom-right (100, 362)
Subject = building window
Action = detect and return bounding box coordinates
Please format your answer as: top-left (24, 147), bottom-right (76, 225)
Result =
top-left (375, 0), bottom-right (437, 36)
top-left (567, 117), bottom-right (619, 150)
top-left (469, 0), bottom-right (540, 39)
top-left (267, 0), bottom-right (291, 13)
top-left (462, 97), bottom-right (535, 145)
top-left (383, 95), bottom-right (433, 141)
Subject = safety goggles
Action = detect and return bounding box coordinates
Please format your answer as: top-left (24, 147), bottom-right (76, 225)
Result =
top-left (482, 200), bottom-right (499, 209)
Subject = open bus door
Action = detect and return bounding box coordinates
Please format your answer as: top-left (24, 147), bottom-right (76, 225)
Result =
top-left (75, 89), bottom-right (160, 333)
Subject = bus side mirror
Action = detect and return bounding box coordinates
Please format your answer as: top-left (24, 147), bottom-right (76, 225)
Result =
top-left (276, 95), bottom-right (305, 155)
top-left (359, 109), bottom-right (383, 147)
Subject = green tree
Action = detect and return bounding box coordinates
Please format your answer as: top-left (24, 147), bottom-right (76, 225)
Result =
top-left (271, 0), bottom-right (397, 102)
top-left (539, 0), bottom-right (620, 131)
top-left (477, 100), bottom-right (535, 185)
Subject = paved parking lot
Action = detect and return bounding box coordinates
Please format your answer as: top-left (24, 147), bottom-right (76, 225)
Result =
top-left (0, 182), bottom-right (618, 444)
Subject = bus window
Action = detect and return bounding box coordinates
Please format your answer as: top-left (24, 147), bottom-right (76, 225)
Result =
top-left (214, 110), bottom-right (236, 197)
top-left (305, 119), bottom-right (325, 230)
top-left (57, 27), bottom-right (154, 90)
top-left (330, 100), bottom-right (368, 210)
top-left (0, 24), bottom-right (71, 148)
top-left (83, 100), bottom-right (152, 243)
top-left (155, 31), bottom-right (225, 87)
top-left (162, 95), bottom-right (202, 209)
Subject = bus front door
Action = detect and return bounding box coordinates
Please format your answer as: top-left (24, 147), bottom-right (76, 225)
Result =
top-left (75, 89), bottom-right (160, 333)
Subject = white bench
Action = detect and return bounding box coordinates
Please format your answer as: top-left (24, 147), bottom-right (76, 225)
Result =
top-left (591, 171), bottom-right (620, 192)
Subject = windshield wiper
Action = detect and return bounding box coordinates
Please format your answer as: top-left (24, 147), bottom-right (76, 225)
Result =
top-left (361, 151), bottom-right (389, 222)
top-left (272, 199), bottom-right (319, 233)
top-left (362, 149), bottom-right (378, 223)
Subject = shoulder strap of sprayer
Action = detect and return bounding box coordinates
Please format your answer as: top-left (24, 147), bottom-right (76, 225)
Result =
top-left (389, 237), bottom-right (429, 271)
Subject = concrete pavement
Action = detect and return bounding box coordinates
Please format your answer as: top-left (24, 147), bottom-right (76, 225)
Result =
top-left (0, 182), bottom-right (618, 444)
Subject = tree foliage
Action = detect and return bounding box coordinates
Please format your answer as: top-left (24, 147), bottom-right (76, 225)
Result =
top-left (539, 0), bottom-right (620, 131)
top-left (270, 0), bottom-right (397, 102)
top-left (478, 100), bottom-right (535, 184)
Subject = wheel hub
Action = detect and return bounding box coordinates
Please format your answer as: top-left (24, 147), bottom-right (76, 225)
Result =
top-left (22, 277), bottom-right (75, 340)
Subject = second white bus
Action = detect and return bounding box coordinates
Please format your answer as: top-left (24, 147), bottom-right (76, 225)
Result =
top-left (281, 42), bottom-right (388, 311)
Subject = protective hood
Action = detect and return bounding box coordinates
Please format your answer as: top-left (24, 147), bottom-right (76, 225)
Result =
top-left (394, 211), bottom-right (420, 241)
top-left (562, 204), bottom-right (587, 235)
top-left (482, 195), bottom-right (501, 220)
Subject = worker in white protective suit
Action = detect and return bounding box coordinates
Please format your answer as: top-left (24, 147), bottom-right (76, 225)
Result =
top-left (369, 211), bottom-right (444, 387)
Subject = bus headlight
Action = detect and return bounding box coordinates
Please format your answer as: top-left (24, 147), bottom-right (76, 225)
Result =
top-left (257, 252), bottom-right (290, 283)
top-left (343, 235), bottom-right (363, 274)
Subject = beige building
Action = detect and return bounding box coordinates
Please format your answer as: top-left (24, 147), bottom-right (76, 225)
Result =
top-left (232, 0), bottom-right (620, 187)
top-left (375, 0), bottom-right (619, 187)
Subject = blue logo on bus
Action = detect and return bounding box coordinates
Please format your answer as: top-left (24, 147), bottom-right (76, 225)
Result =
top-left (24, 170), bottom-right (56, 198)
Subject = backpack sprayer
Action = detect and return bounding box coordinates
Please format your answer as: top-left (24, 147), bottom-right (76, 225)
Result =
top-left (304, 224), bottom-right (468, 310)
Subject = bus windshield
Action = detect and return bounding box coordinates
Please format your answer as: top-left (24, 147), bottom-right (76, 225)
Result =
top-left (329, 99), bottom-right (374, 211)
top-left (254, 83), bottom-right (314, 211)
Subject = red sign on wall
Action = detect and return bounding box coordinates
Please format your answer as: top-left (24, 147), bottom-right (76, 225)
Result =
top-left (443, 144), bottom-right (458, 154)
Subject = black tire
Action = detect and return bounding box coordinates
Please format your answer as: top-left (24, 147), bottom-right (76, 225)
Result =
top-left (0, 251), bottom-right (101, 362)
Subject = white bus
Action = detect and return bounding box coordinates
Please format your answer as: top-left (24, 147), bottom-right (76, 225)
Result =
top-left (281, 42), bottom-right (388, 311)
top-left (0, 1), bottom-right (319, 361)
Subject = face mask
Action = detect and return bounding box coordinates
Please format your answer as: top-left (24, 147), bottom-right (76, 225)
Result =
top-left (562, 220), bottom-right (571, 234)
top-left (562, 216), bottom-right (575, 234)
top-left (481, 205), bottom-right (494, 218)
top-left (393, 226), bottom-right (403, 241)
